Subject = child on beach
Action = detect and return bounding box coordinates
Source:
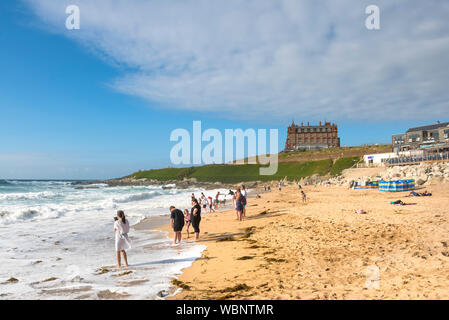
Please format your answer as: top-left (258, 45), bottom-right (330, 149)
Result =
top-left (184, 209), bottom-right (191, 238)
top-left (201, 194), bottom-right (208, 212)
top-left (113, 210), bottom-right (131, 268)
top-left (208, 196), bottom-right (215, 212)
top-left (301, 191), bottom-right (307, 203)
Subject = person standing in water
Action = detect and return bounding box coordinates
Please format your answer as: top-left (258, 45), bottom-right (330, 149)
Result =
top-left (114, 210), bottom-right (131, 268)
top-left (170, 206), bottom-right (185, 245)
top-left (191, 198), bottom-right (202, 240)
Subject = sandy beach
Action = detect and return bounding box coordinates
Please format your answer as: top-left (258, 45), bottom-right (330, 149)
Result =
top-left (156, 180), bottom-right (449, 300)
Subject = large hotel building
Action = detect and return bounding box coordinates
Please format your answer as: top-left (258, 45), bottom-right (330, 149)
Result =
top-left (285, 121), bottom-right (340, 151)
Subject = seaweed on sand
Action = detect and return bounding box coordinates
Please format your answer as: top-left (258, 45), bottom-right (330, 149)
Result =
top-left (236, 256), bottom-right (254, 260)
top-left (171, 279), bottom-right (191, 290)
top-left (219, 283), bottom-right (251, 293)
top-left (216, 236), bottom-right (235, 242)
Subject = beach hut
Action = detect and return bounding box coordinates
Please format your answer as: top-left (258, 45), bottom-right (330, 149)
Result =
top-left (378, 179), bottom-right (415, 192)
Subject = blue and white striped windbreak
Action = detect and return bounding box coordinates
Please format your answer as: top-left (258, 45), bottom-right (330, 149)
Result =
top-left (378, 179), bottom-right (415, 192)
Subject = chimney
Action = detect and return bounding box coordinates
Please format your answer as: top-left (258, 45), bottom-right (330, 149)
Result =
top-left (319, 121), bottom-right (322, 126)
top-left (301, 122), bottom-right (303, 126)
top-left (307, 122), bottom-right (309, 126)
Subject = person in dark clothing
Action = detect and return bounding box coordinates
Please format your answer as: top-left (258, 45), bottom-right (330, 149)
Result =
top-left (190, 198), bottom-right (202, 240)
top-left (170, 206), bottom-right (185, 245)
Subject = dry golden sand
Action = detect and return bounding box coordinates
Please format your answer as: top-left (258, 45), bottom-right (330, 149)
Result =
top-left (160, 181), bottom-right (449, 300)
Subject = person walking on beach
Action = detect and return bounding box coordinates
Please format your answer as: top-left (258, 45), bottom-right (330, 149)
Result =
top-left (301, 190), bottom-right (307, 203)
top-left (214, 192), bottom-right (220, 210)
top-left (200, 194), bottom-right (208, 212)
top-left (184, 209), bottom-right (191, 238)
top-left (114, 210), bottom-right (131, 268)
top-left (208, 195), bottom-right (215, 212)
top-left (169, 206), bottom-right (185, 245)
top-left (191, 198), bottom-right (202, 240)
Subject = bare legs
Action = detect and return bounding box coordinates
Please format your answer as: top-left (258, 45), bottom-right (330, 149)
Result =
top-left (236, 210), bottom-right (243, 221)
top-left (186, 222), bottom-right (190, 239)
top-left (116, 250), bottom-right (129, 268)
top-left (173, 231), bottom-right (182, 245)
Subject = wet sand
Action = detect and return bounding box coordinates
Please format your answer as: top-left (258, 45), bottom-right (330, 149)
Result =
top-left (156, 181), bottom-right (449, 300)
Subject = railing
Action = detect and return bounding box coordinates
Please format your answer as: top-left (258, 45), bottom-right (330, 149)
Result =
top-left (357, 163), bottom-right (384, 168)
top-left (385, 152), bottom-right (449, 166)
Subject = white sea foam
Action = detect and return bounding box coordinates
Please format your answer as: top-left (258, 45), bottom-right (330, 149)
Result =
top-left (0, 180), bottom-right (229, 299)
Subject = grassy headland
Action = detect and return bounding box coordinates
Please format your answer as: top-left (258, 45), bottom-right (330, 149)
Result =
top-left (129, 157), bottom-right (360, 184)
top-left (127, 146), bottom-right (392, 184)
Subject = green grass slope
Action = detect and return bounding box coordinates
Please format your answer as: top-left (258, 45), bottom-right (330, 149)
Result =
top-left (129, 156), bottom-right (359, 184)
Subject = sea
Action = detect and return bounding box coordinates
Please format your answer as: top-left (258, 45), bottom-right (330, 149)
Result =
top-left (0, 179), bottom-right (230, 299)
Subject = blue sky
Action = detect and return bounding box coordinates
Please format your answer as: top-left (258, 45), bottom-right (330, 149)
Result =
top-left (0, 1), bottom-right (448, 179)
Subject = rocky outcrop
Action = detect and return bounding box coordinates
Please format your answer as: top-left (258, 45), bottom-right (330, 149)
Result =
top-left (75, 176), bottom-right (258, 190)
top-left (328, 162), bottom-right (449, 186)
top-left (377, 162), bottom-right (449, 185)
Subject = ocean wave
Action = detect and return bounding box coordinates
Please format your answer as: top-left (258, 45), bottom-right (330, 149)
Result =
top-left (0, 210), bottom-right (10, 217)
top-left (0, 209), bottom-right (38, 224)
top-left (0, 207), bottom-right (68, 225)
top-left (112, 191), bottom-right (161, 203)
top-left (0, 179), bottom-right (12, 186)
top-left (0, 191), bottom-right (63, 201)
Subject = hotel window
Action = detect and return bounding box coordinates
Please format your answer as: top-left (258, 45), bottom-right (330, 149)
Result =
top-left (408, 134), bottom-right (420, 142)
top-left (394, 135), bottom-right (404, 144)
top-left (444, 129), bottom-right (449, 139)
top-left (430, 131), bottom-right (439, 140)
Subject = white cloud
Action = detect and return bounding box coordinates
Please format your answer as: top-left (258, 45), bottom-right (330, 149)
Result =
top-left (24, 0), bottom-right (449, 122)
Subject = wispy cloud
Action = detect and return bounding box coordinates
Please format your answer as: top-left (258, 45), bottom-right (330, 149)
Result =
top-left (24, 0), bottom-right (449, 122)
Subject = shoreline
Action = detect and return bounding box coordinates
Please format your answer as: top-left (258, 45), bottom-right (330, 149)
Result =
top-left (156, 181), bottom-right (449, 300)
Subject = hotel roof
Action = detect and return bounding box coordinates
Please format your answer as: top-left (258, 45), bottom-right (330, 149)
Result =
top-left (406, 122), bottom-right (449, 133)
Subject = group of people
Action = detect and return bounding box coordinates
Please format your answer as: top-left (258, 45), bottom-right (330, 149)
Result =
top-left (112, 182), bottom-right (311, 268)
top-left (229, 185), bottom-right (248, 221)
top-left (169, 190), bottom-right (231, 246)
top-left (195, 191), bottom-right (223, 213)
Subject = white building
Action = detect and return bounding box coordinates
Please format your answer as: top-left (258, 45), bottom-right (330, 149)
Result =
top-left (363, 150), bottom-right (423, 166)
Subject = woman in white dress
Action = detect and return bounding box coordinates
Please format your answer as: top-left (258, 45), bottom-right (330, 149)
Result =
top-left (114, 210), bottom-right (131, 268)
